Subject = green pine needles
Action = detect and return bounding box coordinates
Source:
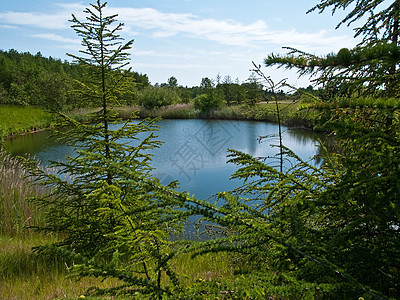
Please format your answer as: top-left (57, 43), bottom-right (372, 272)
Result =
top-left (25, 1), bottom-right (192, 298)
top-left (266, 0), bottom-right (400, 98)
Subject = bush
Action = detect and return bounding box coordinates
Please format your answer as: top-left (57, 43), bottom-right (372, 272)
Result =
top-left (193, 90), bottom-right (224, 113)
top-left (138, 86), bottom-right (180, 109)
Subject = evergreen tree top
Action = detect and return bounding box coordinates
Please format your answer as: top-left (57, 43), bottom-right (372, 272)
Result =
top-left (308, 0), bottom-right (400, 45)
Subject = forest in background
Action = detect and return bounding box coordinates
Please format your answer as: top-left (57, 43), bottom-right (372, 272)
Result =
top-left (0, 48), bottom-right (317, 113)
top-left (0, 49), bottom-right (149, 110)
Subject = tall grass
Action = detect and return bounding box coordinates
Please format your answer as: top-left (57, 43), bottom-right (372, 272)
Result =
top-left (114, 104), bottom-right (198, 119)
top-left (0, 150), bottom-right (124, 299)
top-left (0, 233), bottom-right (239, 299)
top-left (0, 235), bottom-right (123, 300)
top-left (0, 149), bottom-right (46, 236)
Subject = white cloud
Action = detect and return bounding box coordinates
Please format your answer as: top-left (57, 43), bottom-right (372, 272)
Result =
top-left (0, 24), bottom-right (17, 29)
top-left (106, 6), bottom-right (353, 51)
top-left (32, 33), bottom-right (80, 44)
top-left (133, 49), bottom-right (195, 59)
top-left (0, 3), bottom-right (353, 52)
top-left (0, 3), bottom-right (85, 30)
top-left (112, 7), bottom-right (271, 47)
top-left (55, 3), bottom-right (86, 11)
top-left (0, 11), bottom-right (69, 29)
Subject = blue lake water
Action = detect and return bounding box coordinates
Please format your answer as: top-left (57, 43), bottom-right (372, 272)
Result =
top-left (4, 119), bottom-right (322, 201)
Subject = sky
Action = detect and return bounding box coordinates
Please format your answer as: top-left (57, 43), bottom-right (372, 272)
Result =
top-left (0, 0), bottom-right (361, 87)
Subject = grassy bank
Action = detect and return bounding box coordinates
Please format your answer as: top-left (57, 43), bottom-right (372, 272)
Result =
top-left (0, 234), bottom-right (125, 300)
top-left (0, 101), bottom-right (315, 141)
top-left (0, 105), bottom-right (55, 139)
top-left (113, 100), bottom-right (316, 129)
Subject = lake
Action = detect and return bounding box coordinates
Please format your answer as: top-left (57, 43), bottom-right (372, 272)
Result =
top-left (4, 119), bottom-right (322, 201)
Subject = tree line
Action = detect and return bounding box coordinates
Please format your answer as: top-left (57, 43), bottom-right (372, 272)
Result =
top-left (0, 49), bottom-right (303, 113)
top-left (142, 74), bottom-right (269, 110)
top-left (0, 49), bottom-right (149, 110)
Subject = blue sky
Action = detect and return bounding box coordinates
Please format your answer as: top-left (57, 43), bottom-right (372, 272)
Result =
top-left (0, 0), bottom-right (360, 87)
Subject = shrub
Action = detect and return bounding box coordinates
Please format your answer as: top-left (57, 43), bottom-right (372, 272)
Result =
top-left (138, 86), bottom-right (180, 109)
top-left (193, 90), bottom-right (224, 113)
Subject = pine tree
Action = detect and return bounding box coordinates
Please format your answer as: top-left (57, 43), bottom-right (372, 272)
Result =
top-left (308, 0), bottom-right (400, 46)
top-left (25, 1), bottom-right (191, 297)
top-left (265, 0), bottom-right (400, 97)
top-left (265, 43), bottom-right (400, 97)
top-left (181, 70), bottom-right (400, 299)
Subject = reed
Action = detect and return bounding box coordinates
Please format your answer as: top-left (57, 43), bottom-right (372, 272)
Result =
top-left (0, 234), bottom-right (123, 300)
top-left (114, 104), bottom-right (198, 119)
top-left (64, 103), bottom-right (312, 129)
top-left (0, 149), bottom-right (46, 236)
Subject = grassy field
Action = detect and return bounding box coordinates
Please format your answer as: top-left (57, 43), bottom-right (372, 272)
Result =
top-left (0, 234), bottom-right (111, 300)
top-left (0, 150), bottom-right (46, 236)
top-left (0, 105), bottom-right (54, 139)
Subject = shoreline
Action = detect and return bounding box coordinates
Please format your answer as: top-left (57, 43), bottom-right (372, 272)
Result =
top-left (1, 102), bottom-right (317, 141)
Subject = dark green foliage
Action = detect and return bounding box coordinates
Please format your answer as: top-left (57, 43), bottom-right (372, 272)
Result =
top-left (217, 82), bottom-right (246, 106)
top-left (0, 49), bottom-right (149, 110)
top-left (172, 76), bottom-right (266, 107)
top-left (311, 103), bottom-right (400, 298)
top-left (0, 50), bottom-right (72, 109)
top-left (167, 76), bottom-right (178, 88)
top-left (200, 77), bottom-right (214, 90)
top-left (241, 80), bottom-right (264, 105)
top-left (0, 48), bottom-right (268, 111)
